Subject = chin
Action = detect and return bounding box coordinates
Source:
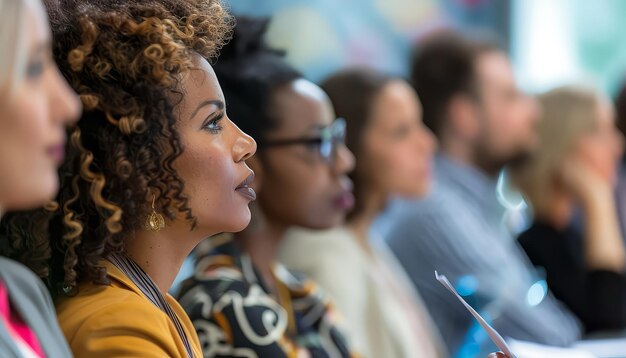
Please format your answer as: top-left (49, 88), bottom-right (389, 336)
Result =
top-left (400, 183), bottom-right (430, 199)
top-left (16, 177), bottom-right (58, 211)
top-left (224, 207), bottom-right (252, 233)
top-left (306, 214), bottom-right (346, 231)
top-left (419, 183), bottom-right (433, 196)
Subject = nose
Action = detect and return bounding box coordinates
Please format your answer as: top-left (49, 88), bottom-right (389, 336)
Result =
top-left (232, 120), bottom-right (257, 163)
top-left (332, 144), bottom-right (355, 176)
top-left (526, 95), bottom-right (541, 124)
top-left (50, 68), bottom-right (81, 125)
top-left (616, 130), bottom-right (625, 157)
top-left (419, 125), bottom-right (438, 154)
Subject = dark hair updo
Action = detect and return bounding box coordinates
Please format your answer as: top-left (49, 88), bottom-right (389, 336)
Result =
top-left (213, 17), bottom-right (302, 146)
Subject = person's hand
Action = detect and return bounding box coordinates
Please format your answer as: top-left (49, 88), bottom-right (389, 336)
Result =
top-left (486, 353), bottom-right (509, 358)
top-left (559, 156), bottom-right (612, 206)
top-left (559, 155), bottom-right (626, 271)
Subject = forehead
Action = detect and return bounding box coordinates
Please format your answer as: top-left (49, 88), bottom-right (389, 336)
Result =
top-left (177, 54), bottom-right (224, 117)
top-left (269, 79), bottom-right (334, 137)
top-left (375, 80), bottom-right (419, 110)
top-left (24, 0), bottom-right (50, 43)
top-left (182, 55), bottom-right (223, 99)
top-left (475, 51), bottom-right (514, 89)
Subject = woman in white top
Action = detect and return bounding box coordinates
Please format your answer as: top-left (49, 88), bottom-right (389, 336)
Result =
top-left (279, 68), bottom-right (446, 358)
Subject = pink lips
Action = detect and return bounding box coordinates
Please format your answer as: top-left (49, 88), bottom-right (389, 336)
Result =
top-left (235, 172), bottom-right (256, 201)
top-left (47, 144), bottom-right (66, 165)
top-left (333, 191), bottom-right (355, 210)
top-left (333, 177), bottom-right (355, 210)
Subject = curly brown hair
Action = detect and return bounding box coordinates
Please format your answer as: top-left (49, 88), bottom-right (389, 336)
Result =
top-left (0, 0), bottom-right (233, 297)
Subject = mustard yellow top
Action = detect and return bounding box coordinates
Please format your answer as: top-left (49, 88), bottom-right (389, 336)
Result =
top-left (55, 260), bottom-right (202, 357)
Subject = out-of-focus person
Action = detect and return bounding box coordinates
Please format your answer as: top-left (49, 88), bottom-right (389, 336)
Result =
top-left (512, 86), bottom-right (626, 333)
top-left (376, 31), bottom-right (582, 355)
top-left (0, 0), bottom-right (80, 355)
top-left (176, 18), bottom-right (357, 358)
top-left (614, 81), bottom-right (626, 239)
top-left (279, 68), bottom-right (447, 358)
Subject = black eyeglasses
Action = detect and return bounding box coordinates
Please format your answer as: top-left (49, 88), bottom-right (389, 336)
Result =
top-left (262, 118), bottom-right (346, 164)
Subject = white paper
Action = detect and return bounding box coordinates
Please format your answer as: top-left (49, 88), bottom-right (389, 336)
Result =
top-left (434, 271), bottom-right (517, 358)
top-left (509, 339), bottom-right (597, 358)
top-left (574, 338), bottom-right (626, 358)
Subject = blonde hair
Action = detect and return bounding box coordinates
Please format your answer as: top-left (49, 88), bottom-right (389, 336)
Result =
top-left (0, 0), bottom-right (27, 95)
top-left (511, 86), bottom-right (600, 217)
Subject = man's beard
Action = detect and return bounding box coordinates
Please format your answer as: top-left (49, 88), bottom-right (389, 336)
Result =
top-left (473, 144), bottom-right (533, 178)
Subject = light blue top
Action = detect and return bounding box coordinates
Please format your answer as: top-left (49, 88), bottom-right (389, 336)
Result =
top-left (375, 154), bottom-right (581, 356)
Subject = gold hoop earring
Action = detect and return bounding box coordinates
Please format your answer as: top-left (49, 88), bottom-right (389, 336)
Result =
top-left (145, 194), bottom-right (165, 232)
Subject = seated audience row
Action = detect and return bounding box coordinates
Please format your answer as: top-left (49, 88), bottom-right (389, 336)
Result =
top-left (3, 1), bottom-right (626, 357)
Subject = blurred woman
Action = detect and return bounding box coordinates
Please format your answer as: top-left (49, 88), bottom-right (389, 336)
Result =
top-left (279, 68), bottom-right (446, 358)
top-left (512, 86), bottom-right (626, 332)
top-left (2, 0), bottom-right (257, 356)
top-left (176, 18), bottom-right (356, 357)
top-left (0, 0), bottom-right (79, 355)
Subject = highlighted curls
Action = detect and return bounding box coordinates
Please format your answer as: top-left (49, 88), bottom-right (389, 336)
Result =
top-left (1, 0), bottom-right (233, 296)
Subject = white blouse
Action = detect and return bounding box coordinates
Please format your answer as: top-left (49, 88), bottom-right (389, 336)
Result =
top-left (278, 226), bottom-right (447, 358)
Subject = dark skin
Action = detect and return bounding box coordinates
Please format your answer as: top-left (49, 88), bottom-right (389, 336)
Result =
top-left (127, 54), bottom-right (257, 295)
top-left (236, 78), bottom-right (354, 292)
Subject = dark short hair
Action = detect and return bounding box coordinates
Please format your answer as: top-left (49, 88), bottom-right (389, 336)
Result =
top-left (410, 31), bottom-right (501, 138)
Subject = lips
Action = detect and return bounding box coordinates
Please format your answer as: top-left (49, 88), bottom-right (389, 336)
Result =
top-left (333, 191), bottom-right (355, 210)
top-left (47, 143), bottom-right (66, 165)
top-left (333, 177), bottom-right (355, 210)
top-left (235, 172), bottom-right (256, 201)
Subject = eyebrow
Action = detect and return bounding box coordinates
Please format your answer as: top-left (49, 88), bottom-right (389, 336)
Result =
top-left (190, 99), bottom-right (224, 120)
top-left (28, 42), bottom-right (48, 59)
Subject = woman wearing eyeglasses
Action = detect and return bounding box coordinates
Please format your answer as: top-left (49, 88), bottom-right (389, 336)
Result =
top-left (176, 18), bottom-right (356, 357)
top-left (278, 69), bottom-right (446, 358)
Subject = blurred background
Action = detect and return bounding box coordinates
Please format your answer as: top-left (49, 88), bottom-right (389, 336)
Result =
top-left (224, 0), bottom-right (626, 96)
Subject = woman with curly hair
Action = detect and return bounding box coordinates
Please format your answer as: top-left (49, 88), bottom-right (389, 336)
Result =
top-left (2, 0), bottom-right (256, 356)
top-left (0, 0), bottom-right (79, 355)
top-left (176, 18), bottom-right (356, 357)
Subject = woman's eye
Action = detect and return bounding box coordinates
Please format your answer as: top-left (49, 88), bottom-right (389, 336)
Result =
top-left (393, 126), bottom-right (410, 139)
top-left (202, 114), bottom-right (224, 134)
top-left (305, 141), bottom-right (322, 151)
top-left (26, 60), bottom-right (45, 79)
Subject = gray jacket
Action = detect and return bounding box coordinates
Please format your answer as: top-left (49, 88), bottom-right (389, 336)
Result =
top-left (0, 257), bottom-right (71, 357)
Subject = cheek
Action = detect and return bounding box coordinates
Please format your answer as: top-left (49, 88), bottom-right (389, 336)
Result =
top-left (579, 143), bottom-right (617, 182)
top-left (489, 106), bottom-right (531, 143)
top-left (598, 145), bottom-right (620, 182)
top-left (174, 138), bottom-right (248, 232)
top-left (262, 159), bottom-right (342, 228)
top-left (0, 93), bottom-right (58, 208)
top-left (373, 143), bottom-right (430, 195)
top-left (266, 162), bottom-right (320, 211)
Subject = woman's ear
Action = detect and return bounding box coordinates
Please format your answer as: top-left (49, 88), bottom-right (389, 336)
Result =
top-left (247, 155), bottom-right (264, 194)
